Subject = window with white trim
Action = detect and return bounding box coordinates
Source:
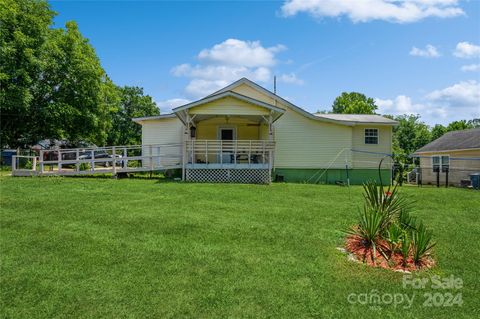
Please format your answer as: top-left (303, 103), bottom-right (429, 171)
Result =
top-left (364, 128), bottom-right (378, 144)
top-left (432, 156), bottom-right (440, 172)
top-left (441, 155), bottom-right (450, 172)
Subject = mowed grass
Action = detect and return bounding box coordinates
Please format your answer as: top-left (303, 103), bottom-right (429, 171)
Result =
top-left (1, 176), bottom-right (479, 318)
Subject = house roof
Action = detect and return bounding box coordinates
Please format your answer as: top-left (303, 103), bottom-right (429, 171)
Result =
top-left (133, 78), bottom-right (397, 126)
top-left (414, 128), bottom-right (480, 153)
top-left (211, 78), bottom-right (397, 126)
top-left (313, 113), bottom-right (398, 125)
top-left (132, 113), bottom-right (177, 123)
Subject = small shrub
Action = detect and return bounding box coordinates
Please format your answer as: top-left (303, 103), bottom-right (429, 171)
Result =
top-left (127, 160), bottom-right (140, 168)
top-left (24, 160), bottom-right (33, 170)
top-left (412, 222), bottom-right (436, 266)
top-left (347, 207), bottom-right (388, 262)
top-left (79, 163), bottom-right (91, 171)
top-left (400, 234), bottom-right (412, 267)
top-left (399, 209), bottom-right (417, 230)
top-left (362, 181), bottom-right (410, 229)
top-left (385, 223), bottom-right (404, 258)
top-left (345, 180), bottom-right (435, 271)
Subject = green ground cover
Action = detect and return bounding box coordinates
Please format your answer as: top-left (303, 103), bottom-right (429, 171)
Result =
top-left (1, 176), bottom-right (478, 318)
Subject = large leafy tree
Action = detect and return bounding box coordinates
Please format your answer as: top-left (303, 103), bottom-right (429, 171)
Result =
top-left (32, 21), bottom-right (112, 146)
top-left (332, 92), bottom-right (378, 114)
top-left (392, 115), bottom-right (431, 157)
top-left (0, 0), bottom-right (54, 147)
top-left (107, 86), bottom-right (159, 146)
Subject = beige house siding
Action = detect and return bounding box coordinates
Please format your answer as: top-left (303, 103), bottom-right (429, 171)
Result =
top-left (231, 83), bottom-right (393, 169)
top-left (136, 82), bottom-right (394, 171)
top-left (273, 108), bottom-right (352, 169)
top-left (351, 125), bottom-right (393, 169)
top-left (141, 117), bottom-right (184, 167)
top-left (419, 149), bottom-right (480, 185)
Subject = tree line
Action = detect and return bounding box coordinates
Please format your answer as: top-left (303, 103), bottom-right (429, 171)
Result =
top-left (331, 92), bottom-right (479, 159)
top-left (0, 0), bottom-right (159, 149)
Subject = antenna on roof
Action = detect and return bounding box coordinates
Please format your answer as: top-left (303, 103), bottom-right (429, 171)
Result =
top-left (273, 75), bottom-right (277, 95)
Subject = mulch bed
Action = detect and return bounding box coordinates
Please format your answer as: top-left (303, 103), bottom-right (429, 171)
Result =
top-left (345, 235), bottom-right (435, 272)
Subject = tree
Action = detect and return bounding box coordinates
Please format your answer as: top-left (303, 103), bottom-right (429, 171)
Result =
top-left (0, 0), bottom-right (55, 147)
top-left (431, 124), bottom-right (447, 141)
top-left (107, 86), bottom-right (159, 146)
top-left (392, 115), bottom-right (431, 157)
top-left (446, 120), bottom-right (474, 132)
top-left (32, 21), bottom-right (112, 146)
top-left (467, 118), bottom-right (480, 128)
top-left (332, 92), bottom-right (378, 114)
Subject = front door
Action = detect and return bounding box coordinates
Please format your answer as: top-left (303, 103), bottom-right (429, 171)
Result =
top-left (220, 128), bottom-right (234, 164)
top-left (220, 128), bottom-right (234, 141)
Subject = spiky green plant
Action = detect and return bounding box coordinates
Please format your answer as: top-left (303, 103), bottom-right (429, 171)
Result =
top-left (399, 209), bottom-right (417, 231)
top-left (362, 181), bottom-right (411, 230)
top-left (347, 207), bottom-right (388, 262)
top-left (411, 223), bottom-right (436, 266)
top-left (385, 223), bottom-right (404, 259)
top-left (400, 233), bottom-right (412, 267)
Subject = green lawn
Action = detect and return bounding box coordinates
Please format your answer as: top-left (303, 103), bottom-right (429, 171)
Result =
top-left (1, 176), bottom-right (479, 318)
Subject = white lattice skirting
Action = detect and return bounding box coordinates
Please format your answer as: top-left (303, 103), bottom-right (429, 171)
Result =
top-left (186, 168), bottom-right (271, 184)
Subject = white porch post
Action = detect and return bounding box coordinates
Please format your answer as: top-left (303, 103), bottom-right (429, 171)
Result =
top-left (182, 112), bottom-right (190, 181)
top-left (268, 112), bottom-right (274, 182)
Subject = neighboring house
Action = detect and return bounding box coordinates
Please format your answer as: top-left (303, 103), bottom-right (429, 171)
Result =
top-left (133, 78), bottom-right (397, 184)
top-left (413, 128), bottom-right (480, 186)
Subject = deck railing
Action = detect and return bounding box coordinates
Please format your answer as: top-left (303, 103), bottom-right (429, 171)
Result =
top-left (12, 144), bottom-right (182, 176)
top-left (185, 139), bottom-right (275, 168)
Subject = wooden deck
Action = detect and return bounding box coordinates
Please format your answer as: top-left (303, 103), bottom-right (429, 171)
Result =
top-left (12, 144), bottom-right (182, 177)
top-left (11, 140), bottom-right (275, 182)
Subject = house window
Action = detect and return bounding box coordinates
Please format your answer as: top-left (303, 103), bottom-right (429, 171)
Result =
top-left (364, 129), bottom-right (378, 144)
top-left (432, 155), bottom-right (450, 172)
top-left (432, 156), bottom-right (440, 172)
top-left (441, 155), bottom-right (450, 172)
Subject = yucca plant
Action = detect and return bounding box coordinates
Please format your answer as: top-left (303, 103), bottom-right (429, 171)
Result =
top-left (411, 223), bottom-right (436, 266)
top-left (399, 209), bottom-right (417, 231)
top-left (362, 181), bottom-right (411, 230)
top-left (385, 223), bottom-right (404, 259)
top-left (347, 207), bottom-right (388, 262)
top-left (400, 233), bottom-right (412, 267)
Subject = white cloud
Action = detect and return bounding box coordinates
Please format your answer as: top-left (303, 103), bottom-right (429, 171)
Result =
top-left (426, 80), bottom-right (480, 107)
top-left (453, 41), bottom-right (480, 58)
top-left (171, 39), bottom-right (287, 98)
top-left (197, 39), bottom-right (285, 67)
top-left (409, 44), bottom-right (440, 57)
top-left (281, 0), bottom-right (464, 23)
top-left (376, 80), bottom-right (480, 124)
top-left (375, 95), bottom-right (423, 115)
top-left (461, 64), bottom-right (480, 72)
top-left (156, 98), bottom-right (191, 113)
top-left (278, 73), bottom-right (304, 85)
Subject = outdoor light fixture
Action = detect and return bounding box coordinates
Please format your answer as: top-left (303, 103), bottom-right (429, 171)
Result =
top-left (190, 126), bottom-right (196, 138)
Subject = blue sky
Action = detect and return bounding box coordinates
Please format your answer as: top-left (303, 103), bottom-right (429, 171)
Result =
top-left (51, 0), bottom-right (480, 125)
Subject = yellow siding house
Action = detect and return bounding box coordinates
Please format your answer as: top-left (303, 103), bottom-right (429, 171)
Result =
top-left (133, 78), bottom-right (397, 184)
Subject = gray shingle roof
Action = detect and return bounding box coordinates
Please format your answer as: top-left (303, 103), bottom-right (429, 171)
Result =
top-left (314, 113), bottom-right (398, 125)
top-left (415, 128), bottom-right (480, 153)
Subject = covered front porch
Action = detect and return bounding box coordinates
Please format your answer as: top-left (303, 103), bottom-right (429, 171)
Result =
top-left (172, 91), bottom-right (284, 183)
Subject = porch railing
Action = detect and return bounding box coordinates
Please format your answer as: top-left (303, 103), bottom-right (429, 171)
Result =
top-left (185, 139), bottom-right (275, 167)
